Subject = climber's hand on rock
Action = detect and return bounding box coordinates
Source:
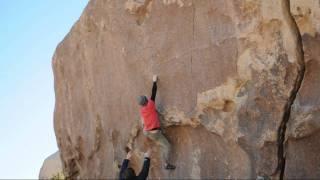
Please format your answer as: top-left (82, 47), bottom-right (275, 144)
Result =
top-left (144, 149), bottom-right (151, 158)
top-left (126, 151), bottom-right (132, 159)
top-left (153, 75), bottom-right (158, 82)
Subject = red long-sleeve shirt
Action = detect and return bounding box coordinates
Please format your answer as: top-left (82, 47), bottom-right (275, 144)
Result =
top-left (140, 100), bottom-right (160, 131)
top-left (140, 82), bottom-right (160, 131)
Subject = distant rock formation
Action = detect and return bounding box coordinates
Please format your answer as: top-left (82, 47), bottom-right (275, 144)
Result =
top-left (39, 151), bottom-right (63, 179)
top-left (52, 0), bottom-right (320, 179)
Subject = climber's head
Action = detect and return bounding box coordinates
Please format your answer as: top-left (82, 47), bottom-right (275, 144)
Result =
top-left (123, 167), bottom-right (136, 180)
top-left (137, 95), bottom-right (148, 106)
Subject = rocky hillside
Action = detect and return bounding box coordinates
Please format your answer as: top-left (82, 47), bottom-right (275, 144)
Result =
top-left (52, 0), bottom-right (320, 179)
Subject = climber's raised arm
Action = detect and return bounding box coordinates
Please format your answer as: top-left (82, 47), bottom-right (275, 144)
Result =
top-left (137, 150), bottom-right (151, 179)
top-left (119, 159), bottom-right (129, 177)
top-left (150, 75), bottom-right (157, 101)
top-left (119, 151), bottom-right (132, 180)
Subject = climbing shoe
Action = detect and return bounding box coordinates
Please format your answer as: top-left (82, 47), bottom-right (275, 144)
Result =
top-left (165, 164), bottom-right (176, 170)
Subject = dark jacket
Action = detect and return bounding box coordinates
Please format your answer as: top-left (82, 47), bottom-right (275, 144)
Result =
top-left (119, 157), bottom-right (150, 180)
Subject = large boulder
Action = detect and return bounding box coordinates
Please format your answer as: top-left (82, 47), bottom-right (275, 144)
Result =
top-left (52, 0), bottom-right (318, 179)
top-left (39, 151), bottom-right (63, 179)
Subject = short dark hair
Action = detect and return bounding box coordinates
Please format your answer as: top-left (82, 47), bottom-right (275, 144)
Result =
top-left (137, 95), bottom-right (148, 106)
top-left (123, 168), bottom-right (136, 180)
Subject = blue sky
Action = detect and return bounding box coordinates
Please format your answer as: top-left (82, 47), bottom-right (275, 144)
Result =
top-left (0, 1), bottom-right (88, 178)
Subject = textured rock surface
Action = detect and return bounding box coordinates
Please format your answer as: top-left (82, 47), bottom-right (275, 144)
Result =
top-left (52, 0), bottom-right (318, 179)
top-left (285, 0), bottom-right (320, 178)
top-left (39, 151), bottom-right (63, 179)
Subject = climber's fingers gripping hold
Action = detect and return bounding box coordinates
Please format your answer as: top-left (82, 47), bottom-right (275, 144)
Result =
top-left (153, 75), bottom-right (158, 82)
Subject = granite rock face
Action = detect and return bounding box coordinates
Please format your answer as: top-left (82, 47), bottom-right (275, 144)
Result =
top-left (52, 0), bottom-right (319, 179)
top-left (285, 0), bottom-right (320, 178)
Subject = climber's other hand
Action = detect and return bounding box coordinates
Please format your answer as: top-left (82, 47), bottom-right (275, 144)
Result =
top-left (126, 151), bottom-right (132, 159)
top-left (144, 149), bottom-right (151, 158)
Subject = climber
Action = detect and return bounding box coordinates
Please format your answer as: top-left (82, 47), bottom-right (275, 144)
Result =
top-left (119, 149), bottom-right (151, 180)
top-left (137, 75), bottom-right (176, 170)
